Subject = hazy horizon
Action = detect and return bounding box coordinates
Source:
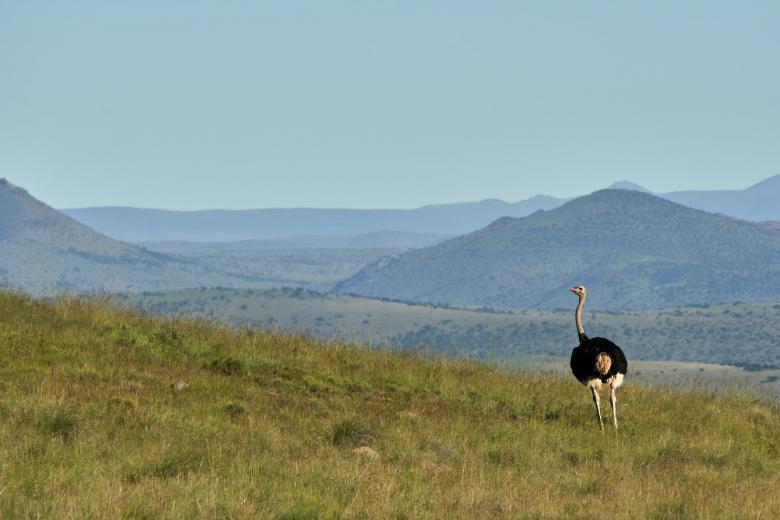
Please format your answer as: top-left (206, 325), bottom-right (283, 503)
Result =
top-left (0, 173), bottom-right (773, 212)
top-left (2, 2), bottom-right (779, 210)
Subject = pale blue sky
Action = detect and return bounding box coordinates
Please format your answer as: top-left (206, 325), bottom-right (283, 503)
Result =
top-left (1, 1), bottom-right (778, 209)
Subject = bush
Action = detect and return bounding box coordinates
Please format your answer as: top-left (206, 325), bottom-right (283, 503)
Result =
top-left (206, 357), bottom-right (244, 376)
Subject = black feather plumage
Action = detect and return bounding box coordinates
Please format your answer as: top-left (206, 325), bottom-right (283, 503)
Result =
top-left (570, 333), bottom-right (628, 384)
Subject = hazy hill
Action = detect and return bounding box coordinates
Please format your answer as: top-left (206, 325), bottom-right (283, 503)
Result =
top-left (61, 174), bottom-right (780, 242)
top-left (599, 176), bottom-right (780, 221)
top-left (0, 180), bottom-right (284, 293)
top-left (337, 190), bottom-right (780, 310)
top-left (762, 221), bottom-right (780, 231)
top-left (0, 179), bottom-right (139, 256)
top-left (607, 181), bottom-right (652, 192)
top-left (2, 290), bottom-right (778, 517)
top-left (138, 230), bottom-right (448, 252)
top-left (665, 174), bottom-right (780, 221)
top-left (61, 196), bottom-right (564, 242)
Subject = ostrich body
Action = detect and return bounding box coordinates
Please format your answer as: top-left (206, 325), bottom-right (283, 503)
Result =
top-left (569, 285), bottom-right (628, 429)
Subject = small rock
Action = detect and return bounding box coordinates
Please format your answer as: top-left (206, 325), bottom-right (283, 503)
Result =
top-left (352, 446), bottom-right (379, 459)
top-left (172, 380), bottom-right (189, 391)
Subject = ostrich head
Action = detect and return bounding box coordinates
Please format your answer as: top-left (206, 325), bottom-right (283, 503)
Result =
top-left (569, 285), bottom-right (587, 298)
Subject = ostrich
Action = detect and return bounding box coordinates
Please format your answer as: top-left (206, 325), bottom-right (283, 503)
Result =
top-left (569, 285), bottom-right (628, 429)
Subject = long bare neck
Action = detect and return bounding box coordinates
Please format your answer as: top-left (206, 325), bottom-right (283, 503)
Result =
top-left (575, 295), bottom-right (586, 340)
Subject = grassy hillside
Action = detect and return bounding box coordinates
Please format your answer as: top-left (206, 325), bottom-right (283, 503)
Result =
top-left (123, 287), bottom-right (780, 371)
top-left (1, 290), bottom-right (778, 518)
top-left (337, 189), bottom-right (780, 310)
top-left (510, 356), bottom-right (780, 402)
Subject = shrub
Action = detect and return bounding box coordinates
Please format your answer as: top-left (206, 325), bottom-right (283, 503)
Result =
top-left (206, 357), bottom-right (244, 376)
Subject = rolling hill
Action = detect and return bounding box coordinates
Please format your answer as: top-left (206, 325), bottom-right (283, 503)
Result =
top-left (0, 179), bottom-right (286, 293)
top-left (336, 189), bottom-right (780, 310)
top-left (2, 290), bottom-right (778, 517)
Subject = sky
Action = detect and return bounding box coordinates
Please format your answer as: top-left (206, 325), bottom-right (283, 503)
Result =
top-left (1, 1), bottom-right (779, 210)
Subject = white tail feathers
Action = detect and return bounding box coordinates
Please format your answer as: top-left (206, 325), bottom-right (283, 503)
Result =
top-left (595, 353), bottom-right (612, 375)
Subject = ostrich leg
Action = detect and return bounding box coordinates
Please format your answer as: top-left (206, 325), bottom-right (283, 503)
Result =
top-left (610, 386), bottom-right (618, 429)
top-left (590, 386), bottom-right (604, 429)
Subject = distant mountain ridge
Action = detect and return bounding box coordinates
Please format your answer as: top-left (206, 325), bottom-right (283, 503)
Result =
top-left (139, 230), bottom-right (448, 252)
top-left (336, 189), bottom-right (780, 310)
top-left (61, 197), bottom-right (563, 242)
top-left (60, 174), bottom-right (780, 242)
top-left (663, 174), bottom-right (780, 221)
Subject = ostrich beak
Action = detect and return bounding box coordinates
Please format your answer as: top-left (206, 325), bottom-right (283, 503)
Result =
top-left (569, 287), bottom-right (578, 293)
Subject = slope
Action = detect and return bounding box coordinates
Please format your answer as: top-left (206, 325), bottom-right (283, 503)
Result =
top-left (1, 290), bottom-right (778, 518)
top-left (0, 180), bottom-right (275, 293)
top-left (337, 189), bottom-right (780, 309)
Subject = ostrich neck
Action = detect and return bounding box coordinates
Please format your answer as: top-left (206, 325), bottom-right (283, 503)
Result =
top-left (575, 296), bottom-right (586, 337)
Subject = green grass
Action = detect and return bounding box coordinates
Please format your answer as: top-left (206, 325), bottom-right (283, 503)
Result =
top-left (0, 290), bottom-right (778, 518)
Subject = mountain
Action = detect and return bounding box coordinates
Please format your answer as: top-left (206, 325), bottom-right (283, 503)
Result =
top-left (0, 179), bottom-right (278, 294)
top-left (761, 221), bottom-right (780, 231)
top-left (0, 179), bottom-right (139, 256)
top-left (336, 189), bottom-right (780, 310)
top-left (62, 174), bottom-right (780, 242)
top-left (606, 181), bottom-right (651, 192)
top-left (61, 197), bottom-right (564, 242)
top-left (663, 174), bottom-right (780, 221)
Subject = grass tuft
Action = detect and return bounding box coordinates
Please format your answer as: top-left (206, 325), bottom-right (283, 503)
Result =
top-left (223, 402), bottom-right (246, 419)
top-left (125, 449), bottom-right (203, 484)
top-left (37, 409), bottom-right (78, 442)
top-left (330, 417), bottom-right (376, 448)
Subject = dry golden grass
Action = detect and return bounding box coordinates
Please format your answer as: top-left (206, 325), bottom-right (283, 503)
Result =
top-left (0, 291), bottom-right (777, 518)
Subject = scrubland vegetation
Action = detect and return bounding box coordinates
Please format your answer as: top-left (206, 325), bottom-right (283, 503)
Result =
top-left (1, 291), bottom-right (778, 518)
top-left (126, 287), bottom-right (780, 370)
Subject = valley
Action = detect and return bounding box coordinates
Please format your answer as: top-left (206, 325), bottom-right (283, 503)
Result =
top-left (122, 287), bottom-right (780, 374)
